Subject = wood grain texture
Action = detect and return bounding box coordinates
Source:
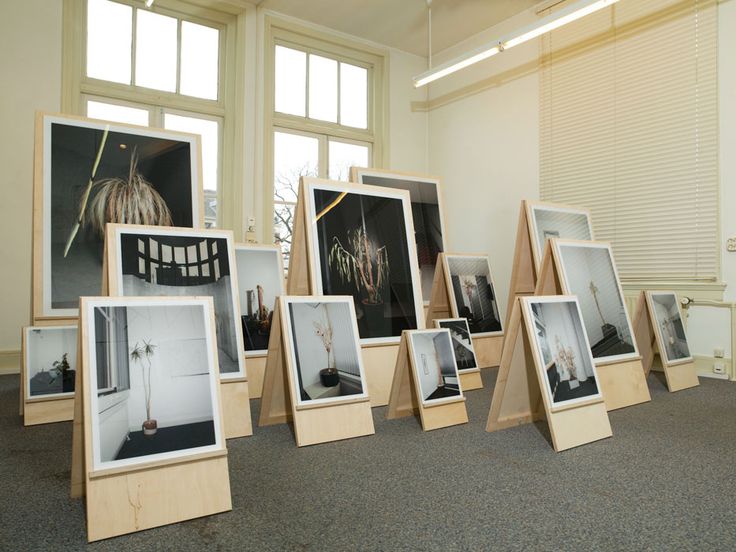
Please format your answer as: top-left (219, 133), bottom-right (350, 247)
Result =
top-left (459, 370), bottom-right (483, 391)
top-left (221, 380), bottom-right (253, 439)
top-left (361, 344), bottom-right (399, 407)
top-left (245, 355), bottom-right (266, 399)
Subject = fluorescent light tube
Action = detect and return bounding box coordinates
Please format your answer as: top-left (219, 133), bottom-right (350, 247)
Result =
top-left (145, 0), bottom-right (154, 7)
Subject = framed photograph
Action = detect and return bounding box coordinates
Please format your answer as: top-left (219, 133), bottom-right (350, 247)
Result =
top-left (526, 201), bottom-right (593, 269)
top-left (304, 177), bottom-right (424, 345)
top-left (553, 240), bottom-right (638, 363)
top-left (407, 329), bottom-right (463, 406)
top-left (234, 244), bottom-right (285, 357)
top-left (106, 224), bottom-right (245, 380)
top-left (282, 296), bottom-right (368, 407)
top-left (433, 318), bottom-right (477, 372)
top-left (648, 292), bottom-right (692, 365)
top-left (81, 297), bottom-right (224, 473)
top-left (443, 254), bottom-right (503, 337)
top-left (22, 325), bottom-right (78, 400)
top-left (33, 112), bottom-right (202, 319)
top-left (521, 296), bottom-right (602, 408)
top-left (350, 167), bottom-right (446, 303)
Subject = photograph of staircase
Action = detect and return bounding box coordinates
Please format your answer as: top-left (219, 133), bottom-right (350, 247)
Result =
top-left (435, 318), bottom-right (477, 372)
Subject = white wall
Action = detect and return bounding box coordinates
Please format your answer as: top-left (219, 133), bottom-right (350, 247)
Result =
top-left (410, 332), bottom-right (441, 400)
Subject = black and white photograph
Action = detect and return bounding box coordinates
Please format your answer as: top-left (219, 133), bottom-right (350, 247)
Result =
top-left (306, 178), bottom-right (424, 344)
top-left (445, 255), bottom-right (503, 336)
top-left (110, 225), bottom-right (245, 379)
top-left (351, 167), bottom-right (445, 303)
top-left (524, 296), bottom-right (602, 407)
top-left (83, 298), bottom-right (223, 472)
top-left (408, 329), bottom-right (463, 405)
top-left (23, 325), bottom-right (78, 400)
top-left (36, 113), bottom-right (201, 318)
top-left (555, 241), bottom-right (638, 362)
top-left (528, 203), bottom-right (593, 267)
top-left (650, 292), bottom-right (692, 364)
top-left (434, 318), bottom-right (477, 372)
top-left (283, 297), bottom-right (368, 407)
top-left (234, 244), bottom-right (284, 356)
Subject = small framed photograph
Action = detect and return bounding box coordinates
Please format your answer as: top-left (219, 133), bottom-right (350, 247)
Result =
top-left (106, 224), bottom-right (246, 380)
top-left (521, 296), bottom-right (602, 409)
top-left (648, 292), bottom-right (692, 365)
top-left (407, 329), bottom-right (463, 406)
top-left (81, 297), bottom-right (224, 473)
top-left (443, 254), bottom-right (503, 337)
top-left (526, 202), bottom-right (593, 269)
top-left (23, 325), bottom-right (78, 400)
top-left (234, 244), bottom-right (285, 357)
top-left (282, 296), bottom-right (369, 407)
top-left (433, 318), bottom-right (478, 372)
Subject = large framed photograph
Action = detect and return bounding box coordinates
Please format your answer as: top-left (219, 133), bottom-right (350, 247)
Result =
top-left (81, 297), bottom-right (224, 473)
top-left (433, 318), bottom-right (478, 372)
top-left (282, 296), bottom-right (368, 407)
top-left (234, 244), bottom-right (285, 357)
top-left (522, 296), bottom-right (602, 408)
top-left (22, 325), bottom-right (78, 400)
top-left (443, 254), bottom-right (503, 337)
top-left (33, 112), bottom-right (202, 320)
top-left (106, 224), bottom-right (245, 380)
top-left (553, 240), bottom-right (638, 363)
top-left (648, 292), bottom-right (692, 365)
top-left (407, 329), bottom-right (463, 406)
top-left (350, 167), bottom-right (446, 303)
top-left (526, 201), bottom-right (593, 269)
top-left (304, 177), bottom-right (424, 345)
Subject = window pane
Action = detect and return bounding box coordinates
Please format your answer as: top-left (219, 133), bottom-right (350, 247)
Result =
top-left (273, 131), bottom-right (318, 203)
top-left (275, 46), bottom-right (306, 116)
top-left (328, 140), bottom-right (369, 181)
top-left (340, 63), bottom-right (368, 129)
top-left (135, 10), bottom-right (177, 92)
top-left (86, 100), bottom-right (149, 126)
top-left (308, 54), bottom-right (338, 123)
top-left (87, 0), bottom-right (132, 84)
top-left (274, 203), bottom-right (295, 269)
top-left (180, 21), bottom-right (219, 100)
top-left (164, 113), bottom-right (219, 192)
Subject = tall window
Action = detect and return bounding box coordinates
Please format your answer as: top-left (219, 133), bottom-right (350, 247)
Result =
top-left (267, 21), bottom-right (386, 269)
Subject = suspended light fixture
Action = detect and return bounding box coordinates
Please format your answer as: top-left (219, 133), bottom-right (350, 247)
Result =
top-left (413, 0), bottom-right (620, 88)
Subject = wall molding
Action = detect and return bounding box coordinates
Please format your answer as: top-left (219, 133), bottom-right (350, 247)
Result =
top-left (0, 350), bottom-right (21, 375)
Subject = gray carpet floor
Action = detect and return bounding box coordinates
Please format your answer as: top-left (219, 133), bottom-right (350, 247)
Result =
top-left (2, 370), bottom-right (735, 551)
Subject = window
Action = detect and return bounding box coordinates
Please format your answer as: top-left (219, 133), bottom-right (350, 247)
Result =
top-left (266, 20), bottom-right (386, 269)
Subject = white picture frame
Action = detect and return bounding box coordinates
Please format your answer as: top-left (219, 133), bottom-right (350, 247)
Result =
top-left (526, 201), bottom-right (594, 270)
top-left (648, 291), bottom-right (693, 365)
top-left (23, 325), bottom-right (78, 401)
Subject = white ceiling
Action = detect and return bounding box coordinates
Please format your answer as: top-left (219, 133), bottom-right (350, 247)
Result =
top-left (257, 0), bottom-right (540, 57)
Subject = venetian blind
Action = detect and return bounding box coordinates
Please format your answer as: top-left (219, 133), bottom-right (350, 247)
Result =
top-left (539, 0), bottom-right (718, 281)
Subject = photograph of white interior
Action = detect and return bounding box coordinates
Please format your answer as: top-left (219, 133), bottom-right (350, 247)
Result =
top-left (435, 318), bottom-right (477, 372)
top-left (445, 255), bottom-right (502, 336)
top-left (651, 292), bottom-right (691, 364)
top-left (24, 326), bottom-right (78, 399)
top-left (529, 205), bottom-right (592, 266)
top-left (408, 329), bottom-right (462, 405)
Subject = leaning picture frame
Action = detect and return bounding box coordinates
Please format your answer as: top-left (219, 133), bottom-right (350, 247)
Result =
top-left (406, 329), bottom-right (464, 407)
top-left (526, 201), bottom-right (594, 271)
top-left (646, 291), bottom-right (693, 366)
top-left (22, 324), bottom-right (79, 402)
top-left (432, 318), bottom-right (478, 373)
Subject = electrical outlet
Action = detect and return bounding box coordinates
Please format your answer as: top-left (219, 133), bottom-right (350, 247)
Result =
top-left (713, 362), bottom-right (726, 374)
top-left (247, 216), bottom-right (256, 233)
top-left (714, 347), bottom-right (725, 358)
top-left (728, 238), bottom-right (736, 252)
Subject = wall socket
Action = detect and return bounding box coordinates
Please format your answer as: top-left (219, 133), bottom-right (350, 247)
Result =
top-left (713, 362), bottom-right (726, 374)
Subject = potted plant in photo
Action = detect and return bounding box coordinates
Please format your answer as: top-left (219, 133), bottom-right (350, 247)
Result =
top-left (130, 340), bottom-right (158, 436)
top-left (313, 311), bottom-right (339, 387)
top-left (49, 352), bottom-right (75, 393)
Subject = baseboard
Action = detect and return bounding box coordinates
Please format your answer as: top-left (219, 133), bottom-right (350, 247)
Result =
top-left (0, 350), bottom-right (21, 375)
top-left (693, 355), bottom-right (733, 381)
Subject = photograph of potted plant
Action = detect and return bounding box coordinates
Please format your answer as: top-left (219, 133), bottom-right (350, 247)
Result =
top-left (49, 352), bottom-right (76, 393)
top-left (313, 311), bottom-right (339, 387)
top-left (130, 340), bottom-right (158, 436)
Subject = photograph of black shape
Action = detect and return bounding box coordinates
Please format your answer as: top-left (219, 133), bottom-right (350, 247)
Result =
top-left (307, 180), bottom-right (423, 344)
top-left (445, 255), bottom-right (502, 336)
top-left (650, 292), bottom-right (692, 364)
top-left (527, 202), bottom-right (593, 268)
top-left (408, 329), bottom-right (463, 405)
top-left (434, 318), bottom-right (477, 372)
top-left (37, 113), bottom-right (200, 318)
top-left (23, 325), bottom-right (78, 399)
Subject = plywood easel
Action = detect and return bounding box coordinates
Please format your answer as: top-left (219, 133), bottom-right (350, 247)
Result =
top-left (386, 331), bottom-right (468, 431)
top-left (258, 299), bottom-right (375, 446)
top-left (486, 299), bottom-right (612, 452)
top-left (503, 202), bottom-right (539, 331)
top-left (632, 291), bottom-right (699, 392)
top-left (70, 304), bottom-right (231, 542)
top-left (535, 242), bottom-right (651, 411)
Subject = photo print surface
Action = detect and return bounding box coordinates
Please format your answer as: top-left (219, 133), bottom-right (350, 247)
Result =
top-left (528, 203), bottom-right (593, 267)
top-left (445, 255), bottom-right (502, 336)
top-left (307, 180), bottom-right (423, 343)
top-left (85, 299), bottom-right (222, 472)
top-left (39, 114), bottom-right (200, 317)
top-left (352, 168), bottom-right (445, 302)
top-left (285, 298), bottom-right (368, 407)
top-left (650, 292), bottom-right (691, 364)
top-left (408, 330), bottom-right (462, 405)
top-left (235, 245), bottom-right (284, 356)
top-left (113, 226), bottom-right (244, 379)
top-left (24, 326), bottom-right (78, 399)
top-left (435, 318), bottom-right (477, 372)
top-left (555, 242), bottom-right (638, 362)
top-left (525, 297), bottom-right (602, 407)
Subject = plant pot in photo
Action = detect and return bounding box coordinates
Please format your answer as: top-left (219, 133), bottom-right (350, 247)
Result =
top-left (319, 368), bottom-right (340, 387)
top-left (143, 419), bottom-right (158, 436)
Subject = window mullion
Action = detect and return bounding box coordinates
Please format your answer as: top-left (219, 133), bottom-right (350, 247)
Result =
top-left (130, 5), bottom-right (137, 86)
top-left (176, 19), bottom-right (182, 94)
top-left (305, 53), bottom-right (310, 120)
top-left (336, 62), bottom-right (341, 126)
top-left (318, 134), bottom-right (328, 178)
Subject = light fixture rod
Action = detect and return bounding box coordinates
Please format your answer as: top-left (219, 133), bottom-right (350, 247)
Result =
top-left (413, 0), bottom-right (619, 88)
